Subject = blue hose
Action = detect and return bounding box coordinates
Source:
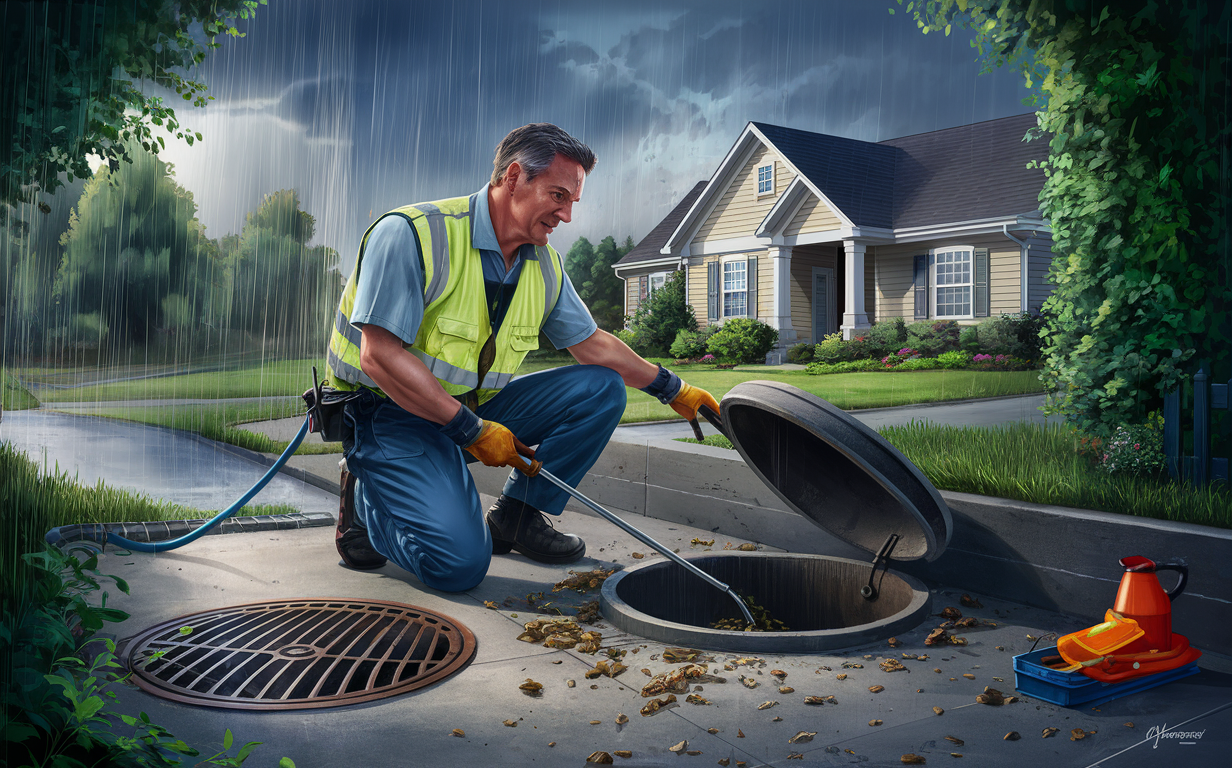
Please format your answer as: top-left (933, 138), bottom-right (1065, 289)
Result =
top-left (105, 416), bottom-right (312, 553)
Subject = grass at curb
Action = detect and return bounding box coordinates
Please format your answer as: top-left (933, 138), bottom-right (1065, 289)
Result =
top-left (2, 371), bottom-right (40, 410)
top-left (678, 422), bottom-right (1231, 529)
top-left (0, 442), bottom-right (297, 581)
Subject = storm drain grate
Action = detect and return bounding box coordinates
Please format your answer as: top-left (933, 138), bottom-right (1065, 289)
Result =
top-left (124, 598), bottom-right (476, 710)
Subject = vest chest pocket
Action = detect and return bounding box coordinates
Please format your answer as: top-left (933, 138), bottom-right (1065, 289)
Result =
top-left (509, 325), bottom-right (540, 352)
top-left (427, 316), bottom-right (481, 371)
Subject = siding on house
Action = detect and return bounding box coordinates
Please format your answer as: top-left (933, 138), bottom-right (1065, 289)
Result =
top-left (695, 146), bottom-right (797, 242)
top-left (788, 245), bottom-right (839, 343)
top-left (783, 193), bottom-right (842, 237)
top-left (871, 234), bottom-right (1024, 323)
top-left (1023, 232), bottom-right (1055, 312)
top-left (686, 252), bottom-right (770, 328)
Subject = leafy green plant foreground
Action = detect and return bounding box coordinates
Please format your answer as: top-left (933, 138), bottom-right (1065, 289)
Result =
top-left (3, 371), bottom-right (40, 410)
top-left (678, 421), bottom-right (1230, 529)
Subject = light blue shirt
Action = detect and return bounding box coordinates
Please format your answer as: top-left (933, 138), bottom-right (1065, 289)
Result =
top-left (349, 185), bottom-right (597, 350)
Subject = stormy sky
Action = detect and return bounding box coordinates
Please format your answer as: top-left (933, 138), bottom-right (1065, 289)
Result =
top-left (154, 0), bottom-right (1042, 270)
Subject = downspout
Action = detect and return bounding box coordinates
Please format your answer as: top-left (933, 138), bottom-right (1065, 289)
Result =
top-left (1002, 224), bottom-right (1029, 313)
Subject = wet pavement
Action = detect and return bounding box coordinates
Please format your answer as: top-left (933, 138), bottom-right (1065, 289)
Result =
top-left (0, 410), bottom-right (338, 516)
top-left (91, 500), bottom-right (1231, 768)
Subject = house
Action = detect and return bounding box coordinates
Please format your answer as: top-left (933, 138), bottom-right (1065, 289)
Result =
top-left (612, 113), bottom-right (1054, 362)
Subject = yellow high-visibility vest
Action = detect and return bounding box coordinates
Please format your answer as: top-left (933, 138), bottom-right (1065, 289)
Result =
top-left (326, 194), bottom-right (563, 405)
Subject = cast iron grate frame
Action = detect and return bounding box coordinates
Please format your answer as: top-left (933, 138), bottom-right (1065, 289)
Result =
top-left (123, 598), bottom-right (476, 710)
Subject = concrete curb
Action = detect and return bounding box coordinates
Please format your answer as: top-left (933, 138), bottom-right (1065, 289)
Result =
top-left (468, 435), bottom-right (1232, 657)
top-left (45, 512), bottom-right (335, 548)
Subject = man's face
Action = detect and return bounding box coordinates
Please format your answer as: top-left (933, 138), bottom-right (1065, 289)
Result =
top-left (506, 153), bottom-right (585, 247)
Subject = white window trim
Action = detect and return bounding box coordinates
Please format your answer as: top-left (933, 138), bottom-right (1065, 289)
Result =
top-left (755, 162), bottom-right (775, 198)
top-left (648, 271), bottom-right (669, 295)
top-left (931, 246), bottom-right (975, 320)
top-left (720, 255), bottom-right (748, 320)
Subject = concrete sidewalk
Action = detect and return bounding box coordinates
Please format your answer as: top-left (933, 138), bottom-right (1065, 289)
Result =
top-left (94, 495), bottom-right (1231, 768)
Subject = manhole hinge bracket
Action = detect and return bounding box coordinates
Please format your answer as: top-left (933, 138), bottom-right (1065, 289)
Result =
top-left (861, 533), bottom-right (900, 601)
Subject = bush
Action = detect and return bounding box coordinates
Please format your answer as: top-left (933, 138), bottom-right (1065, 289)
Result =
top-left (975, 315), bottom-right (1016, 357)
top-left (972, 353), bottom-right (1034, 371)
top-left (1095, 415), bottom-right (1167, 477)
top-left (670, 326), bottom-right (717, 359)
top-left (880, 346), bottom-right (920, 368)
top-left (813, 332), bottom-right (848, 364)
top-left (624, 270), bottom-right (695, 357)
top-left (959, 324), bottom-right (980, 352)
top-left (893, 357), bottom-right (942, 371)
top-left (805, 358), bottom-right (884, 375)
top-left (706, 318), bottom-right (779, 364)
top-left (906, 320), bottom-right (961, 357)
top-left (936, 350), bottom-right (972, 369)
top-left (787, 342), bottom-right (815, 364)
top-left (615, 328), bottom-right (637, 347)
top-left (867, 318), bottom-right (907, 358)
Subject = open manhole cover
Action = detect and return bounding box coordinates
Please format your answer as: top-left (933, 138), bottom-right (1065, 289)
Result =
top-left (124, 598), bottom-right (476, 710)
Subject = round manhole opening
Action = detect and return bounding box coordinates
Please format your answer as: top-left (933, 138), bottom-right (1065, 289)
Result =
top-left (124, 598), bottom-right (476, 710)
top-left (600, 553), bottom-right (931, 653)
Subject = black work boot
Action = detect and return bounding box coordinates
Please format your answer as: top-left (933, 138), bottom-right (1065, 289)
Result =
top-left (486, 495), bottom-right (586, 564)
top-left (336, 469), bottom-right (386, 570)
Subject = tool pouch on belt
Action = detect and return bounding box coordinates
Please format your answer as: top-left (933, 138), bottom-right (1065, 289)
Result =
top-left (302, 366), bottom-right (363, 443)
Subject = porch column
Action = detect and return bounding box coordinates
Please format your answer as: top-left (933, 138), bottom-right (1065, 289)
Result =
top-left (769, 245), bottom-right (797, 346)
top-left (841, 239), bottom-right (871, 340)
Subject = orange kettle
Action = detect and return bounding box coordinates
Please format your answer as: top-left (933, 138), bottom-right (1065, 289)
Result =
top-left (1113, 556), bottom-right (1188, 653)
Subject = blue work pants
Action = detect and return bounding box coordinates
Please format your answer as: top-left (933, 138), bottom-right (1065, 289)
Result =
top-left (342, 364), bottom-right (626, 592)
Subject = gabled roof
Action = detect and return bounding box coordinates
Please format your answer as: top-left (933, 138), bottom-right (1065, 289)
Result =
top-left (661, 113), bottom-right (1049, 253)
top-left (614, 180), bottom-right (707, 266)
top-left (879, 112), bottom-right (1047, 229)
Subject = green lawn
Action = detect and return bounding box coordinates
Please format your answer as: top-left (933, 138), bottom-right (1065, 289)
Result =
top-left (678, 422), bottom-right (1231, 530)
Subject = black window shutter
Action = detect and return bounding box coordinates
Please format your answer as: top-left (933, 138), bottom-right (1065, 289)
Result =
top-left (707, 260), bottom-right (719, 321)
top-left (639, 275), bottom-right (648, 304)
top-left (913, 255), bottom-right (928, 320)
top-left (974, 248), bottom-right (989, 317)
top-left (747, 256), bottom-right (757, 318)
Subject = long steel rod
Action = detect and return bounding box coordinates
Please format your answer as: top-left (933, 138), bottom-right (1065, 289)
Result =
top-left (535, 467), bottom-right (755, 627)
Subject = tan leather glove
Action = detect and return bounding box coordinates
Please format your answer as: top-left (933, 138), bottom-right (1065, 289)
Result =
top-left (464, 420), bottom-right (542, 476)
top-left (669, 381), bottom-right (720, 422)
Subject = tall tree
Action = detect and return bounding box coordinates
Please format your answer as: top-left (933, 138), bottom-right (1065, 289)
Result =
top-left (899, 0), bottom-right (1230, 436)
top-left (1, 0), bottom-right (266, 208)
top-left (586, 236), bottom-right (630, 332)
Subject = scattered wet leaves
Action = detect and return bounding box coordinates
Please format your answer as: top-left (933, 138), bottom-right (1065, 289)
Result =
top-left (933, 706), bottom-right (944, 715)
top-left (484, 601), bottom-right (498, 609)
top-left (518, 679), bottom-right (543, 696)
top-left (576, 600), bottom-right (600, 623)
top-left (686, 751), bottom-right (702, 756)
top-left (1124, 722), bottom-right (1134, 728)
top-left (640, 694), bottom-right (677, 716)
top-left (787, 753), bottom-right (803, 760)
top-left (1070, 728), bottom-right (1087, 741)
top-left (518, 617), bottom-right (602, 653)
top-left (567, 680), bottom-right (576, 688)
top-left (590, 720), bottom-right (601, 725)
top-left (757, 700), bottom-right (779, 710)
top-left (816, 665), bottom-right (832, 672)
top-left (641, 664), bottom-right (708, 697)
top-left (880, 659), bottom-right (908, 673)
top-left (708, 728), bottom-right (720, 734)
top-left (686, 694), bottom-right (711, 705)
top-left (804, 695), bottom-right (837, 705)
top-left (976, 687), bottom-right (1005, 706)
top-left (736, 543), bottom-right (757, 551)
top-left (992, 676), bottom-right (1003, 682)
top-left (669, 740), bottom-right (688, 754)
top-left (1004, 732), bottom-right (1021, 741)
top-left (995, 646), bottom-right (1004, 651)
top-left (772, 716), bottom-right (782, 722)
top-left (901, 754), bottom-right (926, 764)
top-left (1042, 727), bottom-right (1059, 738)
top-left (771, 669), bottom-right (787, 677)
top-left (664, 648), bottom-right (713, 663)
top-left (451, 729), bottom-right (465, 737)
top-left (717, 760), bottom-right (730, 767)
top-left (613, 751), bottom-right (632, 759)
top-left (631, 553), bottom-right (645, 559)
top-left (737, 730), bottom-right (745, 738)
top-left (779, 686), bottom-right (794, 694)
top-left (901, 653), bottom-right (919, 660)
top-left (869, 719), bottom-right (883, 727)
top-left (944, 736), bottom-right (963, 746)
top-left (503, 719), bottom-right (517, 727)
top-left (961, 674), bottom-right (976, 680)
top-left (841, 662), bottom-right (864, 669)
top-left (934, 669), bottom-right (942, 673)
top-left (888, 636), bottom-right (902, 647)
top-left (587, 751), bottom-right (614, 764)
top-left (551, 659), bottom-right (563, 665)
top-left (548, 742), bottom-right (555, 747)
top-left (951, 754), bottom-right (962, 758)
top-left (788, 731), bottom-right (816, 744)
top-left (925, 628), bottom-right (949, 646)
top-left (836, 673), bottom-right (847, 680)
top-left (960, 594), bottom-right (982, 608)
top-left (642, 668), bottom-right (653, 677)
top-left (740, 675), bottom-right (759, 689)
top-left (940, 606), bottom-right (962, 620)
top-left (554, 568), bottom-right (615, 593)
top-left (949, 636), bottom-right (968, 647)
top-left (868, 685), bottom-right (884, 694)
top-left (691, 537), bottom-right (715, 546)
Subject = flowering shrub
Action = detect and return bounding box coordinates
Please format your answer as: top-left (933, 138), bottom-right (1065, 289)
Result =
top-left (881, 347), bottom-right (920, 368)
top-left (1096, 416), bottom-right (1167, 477)
top-left (972, 353), bottom-right (1033, 371)
top-left (805, 358), bottom-right (883, 375)
top-left (699, 354), bottom-right (715, 363)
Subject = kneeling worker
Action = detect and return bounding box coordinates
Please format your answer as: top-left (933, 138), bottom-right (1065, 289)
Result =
top-left (325, 123), bottom-right (718, 592)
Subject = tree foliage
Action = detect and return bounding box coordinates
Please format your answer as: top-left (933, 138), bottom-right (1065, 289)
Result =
top-left (898, 0), bottom-right (1231, 436)
top-left (625, 270), bottom-right (696, 357)
top-left (1, 0), bottom-right (267, 207)
top-left (564, 235), bottom-right (630, 331)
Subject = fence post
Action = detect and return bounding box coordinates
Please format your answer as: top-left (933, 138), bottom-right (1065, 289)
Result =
top-left (1194, 367), bottom-right (1209, 487)
top-left (1164, 386), bottom-right (1181, 480)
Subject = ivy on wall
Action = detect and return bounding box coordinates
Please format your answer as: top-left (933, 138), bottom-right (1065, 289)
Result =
top-left (896, 0), bottom-right (1231, 437)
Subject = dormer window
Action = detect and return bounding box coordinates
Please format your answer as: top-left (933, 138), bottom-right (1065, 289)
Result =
top-left (756, 163), bottom-right (774, 197)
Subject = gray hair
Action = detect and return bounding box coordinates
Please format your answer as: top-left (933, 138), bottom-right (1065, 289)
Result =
top-left (490, 123), bottom-right (596, 187)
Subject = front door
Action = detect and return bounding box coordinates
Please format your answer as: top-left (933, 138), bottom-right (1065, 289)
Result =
top-left (812, 267), bottom-right (834, 342)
